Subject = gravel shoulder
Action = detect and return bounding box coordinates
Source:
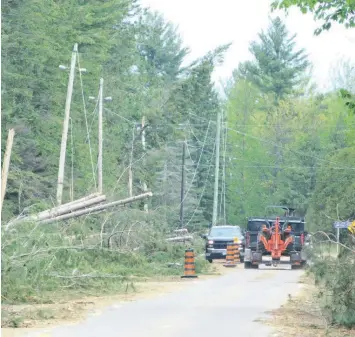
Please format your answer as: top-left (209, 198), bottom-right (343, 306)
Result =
top-left (264, 275), bottom-right (355, 337)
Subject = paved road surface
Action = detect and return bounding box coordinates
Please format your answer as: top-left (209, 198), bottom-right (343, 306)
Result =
top-left (22, 267), bottom-right (303, 337)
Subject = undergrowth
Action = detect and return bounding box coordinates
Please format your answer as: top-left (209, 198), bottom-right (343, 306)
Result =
top-left (308, 237), bottom-right (355, 329)
top-left (1, 210), bottom-right (210, 307)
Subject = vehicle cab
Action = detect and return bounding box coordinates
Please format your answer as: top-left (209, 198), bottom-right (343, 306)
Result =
top-left (203, 225), bottom-right (245, 263)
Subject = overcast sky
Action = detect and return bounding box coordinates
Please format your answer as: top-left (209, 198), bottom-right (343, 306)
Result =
top-left (139, 0), bottom-right (355, 92)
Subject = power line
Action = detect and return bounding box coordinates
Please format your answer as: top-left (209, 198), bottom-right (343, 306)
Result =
top-left (77, 50), bottom-right (97, 189)
top-left (104, 107), bottom-right (136, 124)
top-left (179, 121), bottom-right (212, 207)
top-left (185, 137), bottom-right (216, 228)
top-left (187, 112), bottom-right (355, 170)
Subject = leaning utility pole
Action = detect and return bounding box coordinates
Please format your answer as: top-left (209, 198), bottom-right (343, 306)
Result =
top-left (212, 111), bottom-right (221, 226)
top-left (1, 129), bottom-right (15, 213)
top-left (141, 116), bottom-right (148, 212)
top-left (98, 78), bottom-right (104, 194)
top-left (179, 142), bottom-right (186, 228)
top-left (57, 43), bottom-right (78, 206)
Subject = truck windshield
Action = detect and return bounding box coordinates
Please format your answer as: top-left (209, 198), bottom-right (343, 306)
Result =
top-left (209, 227), bottom-right (242, 238)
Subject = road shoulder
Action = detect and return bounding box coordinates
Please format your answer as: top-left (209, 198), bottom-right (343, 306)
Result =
top-left (264, 275), bottom-right (355, 337)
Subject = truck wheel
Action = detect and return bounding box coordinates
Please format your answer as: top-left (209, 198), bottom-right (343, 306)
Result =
top-left (207, 259), bottom-right (213, 263)
top-left (244, 262), bottom-right (252, 269)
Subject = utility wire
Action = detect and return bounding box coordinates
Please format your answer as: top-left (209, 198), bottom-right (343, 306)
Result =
top-left (77, 51), bottom-right (97, 189)
top-left (187, 112), bottom-right (355, 169)
top-left (179, 121), bottom-right (211, 207)
top-left (104, 107), bottom-right (136, 124)
top-left (185, 137), bottom-right (216, 228)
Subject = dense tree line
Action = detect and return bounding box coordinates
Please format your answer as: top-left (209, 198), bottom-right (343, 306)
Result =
top-left (2, 0), bottom-right (354, 233)
top-left (2, 0), bottom-right (354, 232)
top-left (1, 0), bottom-right (227, 231)
top-left (225, 16), bottom-right (355, 232)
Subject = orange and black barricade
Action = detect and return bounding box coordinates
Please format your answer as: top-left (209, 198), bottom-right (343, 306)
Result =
top-left (181, 248), bottom-right (198, 278)
top-left (234, 238), bottom-right (241, 263)
top-left (223, 243), bottom-right (237, 268)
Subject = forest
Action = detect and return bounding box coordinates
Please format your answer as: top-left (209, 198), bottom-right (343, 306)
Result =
top-left (1, 0), bottom-right (355, 329)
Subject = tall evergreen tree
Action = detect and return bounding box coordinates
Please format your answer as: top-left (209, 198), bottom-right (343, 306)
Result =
top-left (235, 16), bottom-right (310, 101)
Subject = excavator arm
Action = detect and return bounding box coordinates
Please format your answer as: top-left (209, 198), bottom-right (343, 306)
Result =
top-left (259, 217), bottom-right (293, 260)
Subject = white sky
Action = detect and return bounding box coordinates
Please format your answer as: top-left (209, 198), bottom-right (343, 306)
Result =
top-left (139, 0), bottom-right (355, 92)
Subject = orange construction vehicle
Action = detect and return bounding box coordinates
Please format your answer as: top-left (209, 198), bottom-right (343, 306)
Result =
top-left (259, 217), bottom-right (293, 261)
top-left (244, 211), bottom-right (307, 269)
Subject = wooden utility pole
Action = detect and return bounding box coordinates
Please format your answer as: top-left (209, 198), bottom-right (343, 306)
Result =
top-left (98, 78), bottom-right (104, 194)
top-left (141, 116), bottom-right (148, 212)
top-left (57, 43), bottom-right (78, 206)
top-left (212, 111), bottom-right (221, 226)
top-left (128, 126), bottom-right (135, 197)
top-left (1, 129), bottom-right (15, 213)
top-left (222, 119), bottom-right (227, 225)
top-left (180, 142), bottom-right (186, 228)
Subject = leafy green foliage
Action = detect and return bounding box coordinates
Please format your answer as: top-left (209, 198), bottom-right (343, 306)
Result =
top-left (339, 89), bottom-right (355, 115)
top-left (308, 244), bottom-right (355, 328)
top-left (271, 0), bottom-right (355, 34)
top-left (307, 147), bottom-right (355, 230)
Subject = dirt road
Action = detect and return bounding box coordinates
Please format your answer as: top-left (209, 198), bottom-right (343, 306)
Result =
top-left (6, 267), bottom-right (304, 337)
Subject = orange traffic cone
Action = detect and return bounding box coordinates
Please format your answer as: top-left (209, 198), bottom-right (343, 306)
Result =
top-left (181, 248), bottom-right (198, 278)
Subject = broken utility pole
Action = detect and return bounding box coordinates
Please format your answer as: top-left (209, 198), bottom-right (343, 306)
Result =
top-left (40, 192), bottom-right (153, 225)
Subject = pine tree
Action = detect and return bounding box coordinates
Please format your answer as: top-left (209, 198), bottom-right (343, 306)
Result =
top-left (235, 16), bottom-right (310, 101)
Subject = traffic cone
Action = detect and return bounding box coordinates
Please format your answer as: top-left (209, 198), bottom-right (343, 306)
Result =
top-left (234, 237), bottom-right (241, 264)
top-left (223, 243), bottom-right (237, 267)
top-left (181, 248), bottom-right (198, 278)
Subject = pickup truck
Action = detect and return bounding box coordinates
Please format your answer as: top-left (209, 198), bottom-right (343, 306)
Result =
top-left (202, 225), bottom-right (245, 263)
